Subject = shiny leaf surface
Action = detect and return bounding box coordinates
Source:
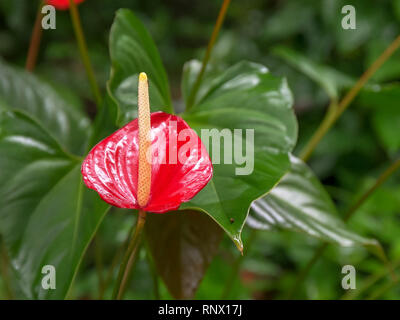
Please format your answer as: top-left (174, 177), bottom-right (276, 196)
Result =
top-left (248, 155), bottom-right (380, 249)
top-left (0, 64), bottom-right (109, 299)
top-left (181, 60), bottom-right (298, 250)
top-left (145, 210), bottom-right (223, 299)
top-left (0, 59), bottom-right (91, 156)
top-left (108, 9), bottom-right (173, 126)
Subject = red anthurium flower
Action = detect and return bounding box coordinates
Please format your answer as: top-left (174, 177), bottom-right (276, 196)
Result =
top-left (81, 74), bottom-right (213, 213)
top-left (46, 0), bottom-right (85, 10)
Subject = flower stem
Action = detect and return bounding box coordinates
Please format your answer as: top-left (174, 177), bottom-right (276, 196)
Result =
top-left (68, 0), bottom-right (102, 106)
top-left (343, 158), bottom-right (400, 222)
top-left (98, 222), bottom-right (134, 300)
top-left (26, 1), bottom-right (45, 71)
top-left (287, 158), bottom-right (400, 298)
top-left (300, 34), bottom-right (400, 161)
top-left (112, 210), bottom-right (147, 300)
top-left (291, 35), bottom-right (400, 296)
top-left (186, 0), bottom-right (231, 110)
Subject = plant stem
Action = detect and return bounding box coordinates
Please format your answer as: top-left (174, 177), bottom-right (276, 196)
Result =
top-left (343, 158), bottom-right (400, 222)
top-left (26, 1), bottom-right (45, 71)
top-left (186, 0), bottom-right (231, 110)
top-left (291, 34), bottom-right (400, 298)
top-left (98, 222), bottom-right (135, 300)
top-left (220, 229), bottom-right (257, 299)
top-left (300, 35), bottom-right (400, 161)
top-left (112, 210), bottom-right (146, 300)
top-left (287, 158), bottom-right (400, 298)
top-left (68, 0), bottom-right (102, 106)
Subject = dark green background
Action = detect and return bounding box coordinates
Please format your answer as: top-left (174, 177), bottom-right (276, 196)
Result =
top-left (1, 0), bottom-right (400, 299)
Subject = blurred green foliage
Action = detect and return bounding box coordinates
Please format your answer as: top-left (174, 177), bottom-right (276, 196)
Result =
top-left (1, 0), bottom-right (400, 299)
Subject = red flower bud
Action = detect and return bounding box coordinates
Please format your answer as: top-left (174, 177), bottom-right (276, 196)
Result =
top-left (46, 0), bottom-right (85, 10)
top-left (81, 111), bottom-right (213, 213)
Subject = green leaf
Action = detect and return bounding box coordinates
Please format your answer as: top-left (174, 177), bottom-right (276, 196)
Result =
top-left (180, 60), bottom-right (298, 250)
top-left (145, 210), bottom-right (223, 299)
top-left (0, 59), bottom-right (91, 156)
top-left (272, 46), bottom-right (354, 100)
top-left (108, 9), bottom-right (173, 126)
top-left (105, 12), bottom-right (298, 251)
top-left (358, 84), bottom-right (400, 154)
top-left (0, 63), bottom-right (110, 299)
top-left (247, 155), bottom-right (380, 250)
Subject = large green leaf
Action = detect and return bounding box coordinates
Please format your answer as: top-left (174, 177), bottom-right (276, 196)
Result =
top-left (247, 155), bottom-right (380, 250)
top-left (0, 64), bottom-right (109, 299)
top-left (358, 84), bottom-right (400, 154)
top-left (180, 60), bottom-right (298, 250)
top-left (145, 210), bottom-right (223, 299)
top-left (0, 59), bottom-right (91, 156)
top-left (106, 10), bottom-right (298, 251)
top-left (272, 46), bottom-right (354, 100)
top-left (107, 9), bottom-right (173, 126)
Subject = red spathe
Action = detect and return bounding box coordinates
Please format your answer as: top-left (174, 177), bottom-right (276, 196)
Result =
top-left (46, 0), bottom-right (85, 10)
top-left (81, 112), bottom-right (213, 213)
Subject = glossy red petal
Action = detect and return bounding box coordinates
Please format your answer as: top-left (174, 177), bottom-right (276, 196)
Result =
top-left (46, 0), bottom-right (85, 10)
top-left (81, 112), bottom-right (213, 213)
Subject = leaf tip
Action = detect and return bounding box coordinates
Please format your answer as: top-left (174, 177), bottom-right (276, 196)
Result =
top-left (233, 235), bottom-right (243, 254)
